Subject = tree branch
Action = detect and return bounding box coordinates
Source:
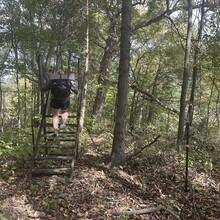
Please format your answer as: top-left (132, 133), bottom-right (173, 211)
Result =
top-left (133, 1), bottom-right (216, 31)
top-left (130, 84), bottom-right (179, 115)
top-left (126, 135), bottom-right (160, 159)
top-left (133, 8), bottom-right (176, 31)
top-left (166, 16), bottom-right (185, 50)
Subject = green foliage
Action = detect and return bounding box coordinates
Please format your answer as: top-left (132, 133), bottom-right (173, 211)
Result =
top-left (97, 130), bottom-right (114, 151)
top-left (0, 140), bottom-right (31, 159)
top-left (0, 0), bottom-right (220, 168)
top-left (205, 33), bottom-right (220, 71)
top-left (81, 129), bottom-right (90, 151)
top-left (0, 126), bottom-right (32, 159)
top-left (103, 86), bottom-right (117, 121)
top-left (204, 158), bottom-right (213, 173)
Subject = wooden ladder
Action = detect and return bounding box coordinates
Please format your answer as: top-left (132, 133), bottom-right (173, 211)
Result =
top-left (32, 63), bottom-right (81, 177)
top-left (31, 96), bottom-right (78, 178)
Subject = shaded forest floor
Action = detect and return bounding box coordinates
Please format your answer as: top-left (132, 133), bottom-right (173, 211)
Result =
top-left (0, 134), bottom-right (220, 220)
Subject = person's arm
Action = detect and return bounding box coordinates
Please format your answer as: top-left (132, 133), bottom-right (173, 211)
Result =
top-left (70, 81), bottom-right (78, 94)
top-left (42, 81), bottom-right (52, 92)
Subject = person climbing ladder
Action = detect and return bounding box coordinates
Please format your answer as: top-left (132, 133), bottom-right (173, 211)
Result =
top-left (43, 70), bottom-right (78, 137)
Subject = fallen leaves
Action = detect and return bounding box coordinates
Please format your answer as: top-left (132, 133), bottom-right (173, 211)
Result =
top-left (28, 211), bottom-right (46, 218)
top-left (0, 149), bottom-right (219, 219)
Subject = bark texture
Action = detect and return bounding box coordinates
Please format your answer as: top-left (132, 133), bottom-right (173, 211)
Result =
top-left (110, 0), bottom-right (132, 167)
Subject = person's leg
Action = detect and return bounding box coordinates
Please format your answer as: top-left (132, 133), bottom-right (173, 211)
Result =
top-left (60, 109), bottom-right (68, 129)
top-left (50, 99), bottom-right (61, 136)
top-left (52, 108), bottom-right (60, 130)
top-left (59, 99), bottom-right (70, 129)
top-left (52, 108), bottom-right (60, 135)
top-left (61, 110), bottom-right (68, 121)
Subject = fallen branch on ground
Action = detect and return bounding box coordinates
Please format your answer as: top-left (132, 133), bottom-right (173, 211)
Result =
top-left (111, 205), bottom-right (181, 220)
top-left (126, 135), bottom-right (161, 159)
top-left (86, 127), bottom-right (98, 147)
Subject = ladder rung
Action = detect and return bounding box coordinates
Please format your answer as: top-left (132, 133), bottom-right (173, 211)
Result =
top-left (41, 133), bottom-right (76, 138)
top-left (38, 144), bottom-right (74, 148)
top-left (47, 153), bottom-right (75, 156)
top-left (36, 156), bottom-right (73, 160)
top-left (46, 138), bottom-right (75, 142)
top-left (44, 131), bottom-right (76, 134)
top-left (32, 168), bottom-right (71, 174)
top-left (45, 115), bottom-right (77, 118)
top-left (45, 123), bottom-right (77, 127)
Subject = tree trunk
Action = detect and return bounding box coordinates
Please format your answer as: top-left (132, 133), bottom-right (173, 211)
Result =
top-left (55, 43), bottom-right (62, 71)
top-left (92, 15), bottom-right (119, 125)
top-left (13, 42), bottom-right (21, 129)
top-left (206, 82), bottom-right (214, 137)
top-left (37, 54), bottom-right (45, 113)
top-left (216, 91), bottom-right (220, 127)
top-left (186, 0), bottom-right (205, 128)
top-left (109, 0), bottom-right (132, 168)
top-left (177, 0), bottom-right (193, 151)
top-left (147, 61), bottom-right (161, 124)
top-left (129, 65), bottom-right (142, 133)
top-left (24, 77), bottom-right (27, 124)
top-left (67, 51), bottom-right (72, 72)
top-left (129, 89), bottom-right (138, 133)
top-left (76, 0), bottom-right (90, 157)
top-left (0, 79), bottom-right (3, 132)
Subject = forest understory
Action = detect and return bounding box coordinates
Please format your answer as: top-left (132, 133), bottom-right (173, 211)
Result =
top-left (1, 0), bottom-right (220, 219)
top-left (0, 134), bottom-right (219, 220)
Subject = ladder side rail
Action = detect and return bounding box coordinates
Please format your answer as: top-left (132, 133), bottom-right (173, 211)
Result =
top-left (75, 57), bottom-right (81, 158)
top-left (43, 92), bottom-right (51, 141)
top-left (33, 92), bottom-right (50, 159)
top-left (31, 113), bottom-right (35, 147)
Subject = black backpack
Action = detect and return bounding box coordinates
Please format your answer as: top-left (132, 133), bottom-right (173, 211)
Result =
top-left (51, 79), bottom-right (71, 99)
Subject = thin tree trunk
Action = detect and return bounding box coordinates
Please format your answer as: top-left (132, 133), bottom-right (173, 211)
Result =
top-left (206, 82), bottom-right (214, 137)
top-left (76, 0), bottom-right (90, 157)
top-left (67, 51), bottom-right (72, 72)
top-left (129, 89), bottom-right (137, 133)
top-left (24, 77), bottom-right (27, 123)
top-left (186, 0), bottom-right (205, 126)
top-left (37, 54), bottom-right (45, 113)
top-left (32, 78), bottom-right (36, 114)
top-left (216, 91), bottom-right (220, 127)
top-left (92, 15), bottom-right (119, 125)
top-left (0, 79), bottom-right (3, 132)
top-left (13, 42), bottom-right (21, 129)
top-left (147, 61), bottom-right (161, 124)
top-left (166, 110), bottom-right (170, 139)
top-left (37, 86), bottom-right (40, 114)
top-left (55, 43), bottom-right (62, 71)
top-left (177, 0), bottom-right (193, 151)
top-left (109, 0), bottom-right (132, 168)
top-left (30, 49), bottom-right (37, 114)
top-left (129, 65), bottom-right (142, 133)
top-left (16, 71), bottom-right (21, 128)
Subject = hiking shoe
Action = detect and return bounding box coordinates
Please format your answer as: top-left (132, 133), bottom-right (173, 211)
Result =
top-left (52, 130), bottom-right (59, 137)
top-left (59, 123), bottom-right (66, 130)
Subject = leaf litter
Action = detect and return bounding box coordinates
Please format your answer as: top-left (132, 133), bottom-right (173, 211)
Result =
top-left (0, 146), bottom-right (219, 220)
